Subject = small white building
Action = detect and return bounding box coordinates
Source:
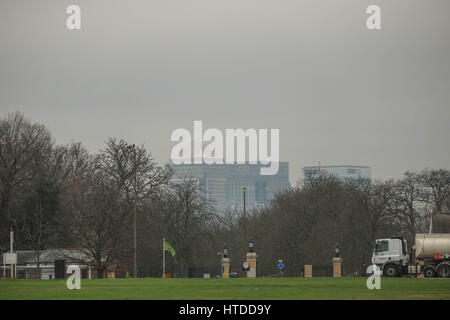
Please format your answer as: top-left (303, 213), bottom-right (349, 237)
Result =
top-left (24, 249), bottom-right (91, 280)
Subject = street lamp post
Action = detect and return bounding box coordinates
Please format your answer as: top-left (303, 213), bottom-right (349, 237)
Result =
top-left (133, 171), bottom-right (137, 278)
top-left (248, 238), bottom-right (254, 253)
top-left (128, 144), bottom-right (138, 278)
top-left (243, 187), bottom-right (247, 252)
top-left (223, 245), bottom-right (229, 259)
top-left (335, 243), bottom-right (340, 258)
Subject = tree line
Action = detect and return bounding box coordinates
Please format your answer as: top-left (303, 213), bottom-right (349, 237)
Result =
top-left (0, 112), bottom-right (449, 277)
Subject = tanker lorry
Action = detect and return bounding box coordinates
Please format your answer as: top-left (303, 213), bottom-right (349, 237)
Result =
top-left (371, 233), bottom-right (450, 278)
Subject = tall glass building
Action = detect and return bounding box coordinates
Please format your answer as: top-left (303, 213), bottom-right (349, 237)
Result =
top-left (303, 165), bottom-right (371, 180)
top-left (171, 162), bottom-right (290, 212)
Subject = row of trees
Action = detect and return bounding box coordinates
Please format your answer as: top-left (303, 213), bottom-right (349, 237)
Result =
top-left (0, 112), bottom-right (221, 278)
top-left (1, 112), bottom-right (449, 277)
top-left (243, 169), bottom-right (450, 275)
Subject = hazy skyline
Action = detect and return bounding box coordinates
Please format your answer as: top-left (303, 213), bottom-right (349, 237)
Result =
top-left (1, 0), bottom-right (449, 184)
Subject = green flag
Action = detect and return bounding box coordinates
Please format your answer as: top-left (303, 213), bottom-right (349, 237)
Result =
top-left (164, 240), bottom-right (176, 257)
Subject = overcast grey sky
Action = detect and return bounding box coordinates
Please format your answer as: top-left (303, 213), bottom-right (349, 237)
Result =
top-left (1, 0), bottom-right (449, 184)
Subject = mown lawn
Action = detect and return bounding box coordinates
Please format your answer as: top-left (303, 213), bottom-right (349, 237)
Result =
top-left (1, 277), bottom-right (449, 300)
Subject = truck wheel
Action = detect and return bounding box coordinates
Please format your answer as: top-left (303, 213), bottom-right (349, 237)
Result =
top-left (423, 267), bottom-right (436, 278)
top-left (384, 264), bottom-right (399, 277)
top-left (436, 264), bottom-right (450, 278)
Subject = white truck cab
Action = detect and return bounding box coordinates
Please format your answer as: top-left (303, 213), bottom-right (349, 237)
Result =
top-left (372, 237), bottom-right (409, 277)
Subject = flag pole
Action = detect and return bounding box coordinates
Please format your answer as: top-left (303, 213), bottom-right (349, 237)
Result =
top-left (162, 237), bottom-right (165, 278)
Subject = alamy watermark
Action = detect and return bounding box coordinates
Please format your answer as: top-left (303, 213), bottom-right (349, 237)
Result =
top-left (366, 264), bottom-right (382, 290)
top-left (170, 121), bottom-right (280, 175)
top-left (65, 4), bottom-right (380, 32)
top-left (66, 5), bottom-right (81, 30)
top-left (66, 265), bottom-right (81, 290)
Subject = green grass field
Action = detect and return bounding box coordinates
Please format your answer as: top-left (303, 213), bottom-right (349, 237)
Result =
top-left (1, 277), bottom-right (449, 300)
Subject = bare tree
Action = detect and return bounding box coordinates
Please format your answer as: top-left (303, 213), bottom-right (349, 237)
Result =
top-left (51, 142), bottom-right (93, 186)
top-left (156, 178), bottom-right (216, 276)
top-left (96, 138), bottom-right (172, 275)
top-left (98, 138), bottom-right (172, 203)
top-left (0, 112), bottom-right (52, 246)
top-left (393, 172), bottom-right (429, 243)
top-left (65, 174), bottom-right (129, 278)
top-left (351, 179), bottom-right (398, 246)
top-left (418, 169), bottom-right (450, 213)
top-left (19, 177), bottom-right (60, 278)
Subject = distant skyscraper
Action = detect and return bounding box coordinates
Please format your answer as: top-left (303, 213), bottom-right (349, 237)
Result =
top-left (303, 165), bottom-right (371, 180)
top-left (171, 162), bottom-right (290, 212)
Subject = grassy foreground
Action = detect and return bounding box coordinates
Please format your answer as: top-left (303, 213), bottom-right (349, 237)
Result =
top-left (1, 277), bottom-right (449, 300)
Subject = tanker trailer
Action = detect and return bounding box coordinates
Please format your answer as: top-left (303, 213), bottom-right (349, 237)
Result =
top-left (415, 233), bottom-right (450, 278)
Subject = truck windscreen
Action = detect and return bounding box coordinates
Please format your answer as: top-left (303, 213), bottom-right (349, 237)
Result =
top-left (375, 240), bottom-right (389, 252)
